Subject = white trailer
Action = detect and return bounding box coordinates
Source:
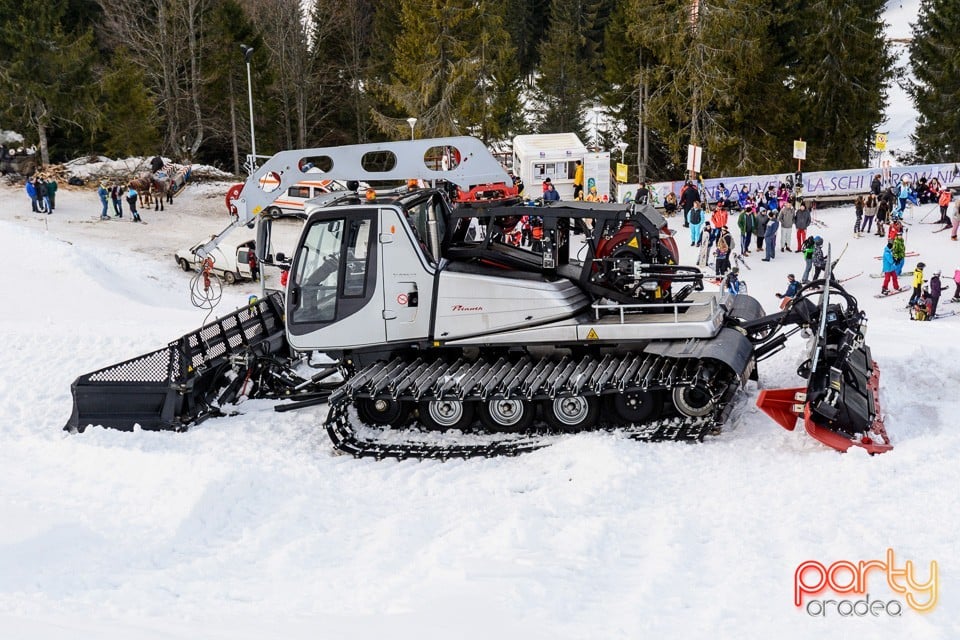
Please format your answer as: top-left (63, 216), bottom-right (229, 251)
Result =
top-left (512, 133), bottom-right (611, 201)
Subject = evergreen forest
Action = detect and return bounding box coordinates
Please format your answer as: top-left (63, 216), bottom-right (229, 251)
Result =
top-left (0, 0), bottom-right (954, 180)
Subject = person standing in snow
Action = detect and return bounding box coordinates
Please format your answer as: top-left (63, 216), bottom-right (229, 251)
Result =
top-left (573, 160), bottom-right (584, 201)
top-left (98, 181), bottom-right (109, 219)
top-left (679, 180), bottom-right (699, 228)
top-left (778, 200), bottom-right (795, 252)
top-left (110, 183), bottom-right (123, 217)
top-left (737, 206), bottom-right (755, 256)
top-left (875, 199), bottom-right (890, 237)
top-left (880, 240), bottom-right (901, 295)
top-left (951, 269), bottom-right (960, 302)
top-left (687, 200), bottom-right (706, 246)
top-left (26, 177), bottom-right (39, 213)
top-left (762, 211), bottom-right (779, 261)
top-left (126, 184), bottom-right (142, 222)
top-left (811, 236), bottom-right (826, 280)
top-left (800, 236), bottom-right (815, 283)
top-left (862, 194), bottom-right (878, 235)
top-left (794, 201), bottom-right (811, 251)
top-left (929, 269), bottom-right (943, 317)
top-left (755, 205), bottom-right (769, 253)
top-left (46, 176), bottom-right (57, 212)
top-left (853, 195), bottom-right (865, 237)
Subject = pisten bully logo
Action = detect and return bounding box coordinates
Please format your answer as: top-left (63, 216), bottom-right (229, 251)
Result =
top-left (451, 304), bottom-right (483, 312)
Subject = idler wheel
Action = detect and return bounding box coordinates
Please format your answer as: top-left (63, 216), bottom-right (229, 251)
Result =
top-left (671, 384), bottom-right (715, 418)
top-left (356, 398), bottom-right (410, 427)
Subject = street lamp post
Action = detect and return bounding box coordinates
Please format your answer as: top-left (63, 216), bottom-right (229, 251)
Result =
top-left (592, 104), bottom-right (603, 149)
top-left (240, 44), bottom-right (257, 173)
top-left (406, 117), bottom-right (417, 141)
top-left (615, 141), bottom-right (628, 164)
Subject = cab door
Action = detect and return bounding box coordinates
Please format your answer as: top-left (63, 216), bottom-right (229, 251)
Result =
top-left (285, 210), bottom-right (384, 351)
top-left (379, 207), bottom-right (435, 343)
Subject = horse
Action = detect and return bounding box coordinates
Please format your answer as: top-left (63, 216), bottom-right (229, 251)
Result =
top-left (129, 171), bottom-right (174, 211)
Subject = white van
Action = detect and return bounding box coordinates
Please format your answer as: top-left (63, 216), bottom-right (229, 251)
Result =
top-left (175, 238), bottom-right (257, 284)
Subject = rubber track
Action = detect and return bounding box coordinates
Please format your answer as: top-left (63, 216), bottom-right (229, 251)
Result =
top-left (323, 353), bottom-right (741, 460)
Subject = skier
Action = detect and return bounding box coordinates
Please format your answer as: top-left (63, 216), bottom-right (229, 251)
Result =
top-left (126, 184), bottom-right (142, 222)
top-left (892, 233), bottom-right (906, 276)
top-left (775, 273), bottom-right (801, 310)
top-left (880, 240), bottom-right (901, 295)
top-left (952, 269), bottom-right (960, 302)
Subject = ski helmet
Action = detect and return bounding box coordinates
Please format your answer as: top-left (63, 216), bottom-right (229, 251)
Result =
top-left (918, 262), bottom-right (926, 269)
top-left (814, 236), bottom-right (823, 244)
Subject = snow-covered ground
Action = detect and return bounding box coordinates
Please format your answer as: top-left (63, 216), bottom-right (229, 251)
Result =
top-left (0, 168), bottom-right (958, 639)
top-left (3, 2), bottom-right (953, 637)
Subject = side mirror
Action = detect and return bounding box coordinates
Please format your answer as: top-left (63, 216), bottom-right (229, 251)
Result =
top-left (275, 252), bottom-right (287, 263)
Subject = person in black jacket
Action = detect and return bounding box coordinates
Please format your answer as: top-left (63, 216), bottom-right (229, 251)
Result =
top-left (679, 180), bottom-right (699, 227)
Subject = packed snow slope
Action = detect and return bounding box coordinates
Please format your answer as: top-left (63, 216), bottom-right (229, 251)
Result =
top-left (0, 177), bottom-right (957, 639)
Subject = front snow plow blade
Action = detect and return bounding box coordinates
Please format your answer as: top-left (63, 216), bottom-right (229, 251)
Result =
top-left (756, 251), bottom-right (891, 454)
top-left (64, 293), bottom-right (288, 433)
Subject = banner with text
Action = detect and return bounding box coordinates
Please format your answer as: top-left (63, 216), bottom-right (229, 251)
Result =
top-left (617, 162), bottom-right (960, 205)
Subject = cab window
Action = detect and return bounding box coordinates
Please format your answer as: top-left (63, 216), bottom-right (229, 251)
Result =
top-left (291, 219), bottom-right (344, 323)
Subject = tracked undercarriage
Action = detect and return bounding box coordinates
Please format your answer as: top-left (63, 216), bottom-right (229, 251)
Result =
top-left (64, 136), bottom-right (892, 457)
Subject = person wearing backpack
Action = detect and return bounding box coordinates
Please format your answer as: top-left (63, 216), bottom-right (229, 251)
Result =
top-left (687, 200), bottom-right (705, 246)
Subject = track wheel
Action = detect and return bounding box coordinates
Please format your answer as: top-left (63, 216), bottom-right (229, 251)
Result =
top-left (356, 398), bottom-right (410, 427)
top-left (606, 390), bottom-right (659, 424)
top-left (543, 396), bottom-right (599, 432)
top-left (419, 399), bottom-right (474, 431)
top-left (480, 398), bottom-right (535, 433)
top-left (671, 385), bottom-right (715, 418)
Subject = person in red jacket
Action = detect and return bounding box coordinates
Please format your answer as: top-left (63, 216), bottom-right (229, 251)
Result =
top-left (709, 203), bottom-right (728, 247)
top-left (937, 188), bottom-right (952, 226)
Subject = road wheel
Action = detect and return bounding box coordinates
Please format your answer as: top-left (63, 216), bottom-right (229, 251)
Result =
top-left (178, 258), bottom-right (192, 272)
top-left (223, 271), bottom-right (237, 285)
top-left (419, 399), bottom-right (474, 431)
top-left (356, 398), bottom-right (409, 427)
top-left (606, 390), bottom-right (659, 425)
top-left (543, 395), bottom-right (599, 432)
top-left (480, 398), bottom-right (535, 433)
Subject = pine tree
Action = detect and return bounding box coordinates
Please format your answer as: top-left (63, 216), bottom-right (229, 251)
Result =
top-left (534, 0), bottom-right (592, 136)
top-left (908, 0), bottom-right (960, 162)
top-left (374, 0), bottom-right (521, 140)
top-left (100, 48), bottom-right (161, 157)
top-left (0, 0), bottom-right (99, 165)
top-left (785, 0), bottom-right (892, 169)
top-left (622, 0), bottom-right (782, 177)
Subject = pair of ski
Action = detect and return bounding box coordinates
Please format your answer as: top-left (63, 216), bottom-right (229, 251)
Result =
top-left (873, 251), bottom-right (919, 259)
top-left (875, 286), bottom-right (911, 299)
top-left (870, 270), bottom-right (914, 278)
